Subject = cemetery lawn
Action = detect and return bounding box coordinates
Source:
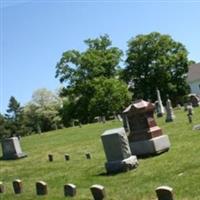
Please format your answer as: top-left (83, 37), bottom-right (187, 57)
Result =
top-left (0, 107), bottom-right (200, 200)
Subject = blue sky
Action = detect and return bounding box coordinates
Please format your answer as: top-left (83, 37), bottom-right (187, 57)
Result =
top-left (1, 0), bottom-right (200, 114)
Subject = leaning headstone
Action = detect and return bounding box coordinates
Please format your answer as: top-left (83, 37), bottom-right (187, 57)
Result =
top-left (65, 154), bottom-right (70, 161)
top-left (101, 128), bottom-right (138, 173)
top-left (123, 99), bottom-right (170, 156)
top-left (90, 184), bottom-right (106, 200)
top-left (13, 179), bottom-right (23, 194)
top-left (1, 137), bottom-right (27, 160)
top-left (86, 153), bottom-right (91, 159)
top-left (156, 89), bottom-right (165, 117)
top-left (48, 154), bottom-right (53, 162)
top-left (64, 183), bottom-right (76, 197)
top-left (165, 98), bottom-right (175, 122)
top-left (36, 181), bottom-right (48, 195)
top-left (156, 186), bottom-right (174, 200)
top-left (0, 182), bottom-right (4, 193)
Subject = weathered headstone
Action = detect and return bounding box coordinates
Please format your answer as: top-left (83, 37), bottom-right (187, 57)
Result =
top-left (156, 89), bottom-right (165, 117)
top-left (187, 104), bottom-right (193, 123)
top-left (189, 94), bottom-right (200, 107)
top-left (13, 179), bottom-right (23, 194)
top-left (101, 128), bottom-right (138, 173)
top-left (36, 181), bottom-right (47, 195)
top-left (165, 98), bottom-right (175, 122)
top-left (86, 153), bottom-right (91, 159)
top-left (1, 137), bottom-right (27, 160)
top-left (156, 186), bottom-right (174, 200)
top-left (0, 182), bottom-right (4, 193)
top-left (65, 154), bottom-right (70, 161)
top-left (64, 183), bottom-right (76, 197)
top-left (90, 184), bottom-right (106, 200)
top-left (123, 99), bottom-right (170, 156)
top-left (48, 154), bottom-right (53, 162)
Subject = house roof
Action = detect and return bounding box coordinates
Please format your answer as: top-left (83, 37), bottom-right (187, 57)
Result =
top-left (187, 63), bottom-right (200, 82)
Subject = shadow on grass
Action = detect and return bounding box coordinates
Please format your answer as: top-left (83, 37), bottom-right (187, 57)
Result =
top-left (137, 149), bottom-right (170, 159)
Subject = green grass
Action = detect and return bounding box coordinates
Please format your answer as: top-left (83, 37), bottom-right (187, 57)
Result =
top-left (0, 107), bottom-right (200, 199)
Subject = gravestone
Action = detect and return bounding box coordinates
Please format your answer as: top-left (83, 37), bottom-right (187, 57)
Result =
top-left (123, 99), bottom-right (170, 156)
top-left (86, 153), bottom-right (91, 159)
top-left (156, 186), bottom-right (174, 200)
top-left (184, 103), bottom-right (188, 111)
top-left (101, 128), bottom-right (138, 173)
top-left (176, 104), bottom-right (182, 110)
top-left (187, 104), bottom-right (193, 123)
top-left (165, 98), bottom-right (175, 122)
top-left (1, 137), bottom-right (27, 160)
top-left (64, 183), bottom-right (76, 197)
top-left (156, 89), bottom-right (165, 117)
top-left (90, 184), bottom-right (106, 200)
top-left (36, 181), bottom-right (47, 195)
top-left (13, 179), bottom-right (23, 194)
top-left (0, 182), bottom-right (4, 193)
top-left (48, 154), bottom-right (53, 162)
top-left (189, 94), bottom-right (200, 107)
top-left (65, 154), bottom-right (70, 161)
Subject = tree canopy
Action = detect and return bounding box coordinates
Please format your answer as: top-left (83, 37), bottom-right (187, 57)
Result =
top-left (23, 88), bottom-right (63, 133)
top-left (122, 32), bottom-right (190, 104)
top-left (56, 35), bottom-right (130, 123)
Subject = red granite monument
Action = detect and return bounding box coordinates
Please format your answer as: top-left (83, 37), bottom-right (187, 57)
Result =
top-left (123, 99), bottom-right (170, 156)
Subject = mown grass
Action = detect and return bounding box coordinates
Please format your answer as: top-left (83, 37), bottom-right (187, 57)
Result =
top-left (0, 107), bottom-right (200, 200)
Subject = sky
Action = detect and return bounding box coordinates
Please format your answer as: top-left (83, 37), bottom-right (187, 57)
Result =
top-left (0, 0), bottom-right (200, 114)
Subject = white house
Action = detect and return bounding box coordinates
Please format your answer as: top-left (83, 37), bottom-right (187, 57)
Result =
top-left (187, 63), bottom-right (200, 95)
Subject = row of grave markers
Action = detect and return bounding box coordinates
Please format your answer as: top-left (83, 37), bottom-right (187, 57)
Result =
top-left (0, 180), bottom-right (174, 199)
top-left (48, 153), bottom-right (91, 161)
top-left (0, 180), bottom-right (105, 199)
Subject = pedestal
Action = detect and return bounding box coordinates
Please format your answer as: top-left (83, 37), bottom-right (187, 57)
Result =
top-left (105, 155), bottom-right (138, 173)
top-left (129, 135), bottom-right (170, 156)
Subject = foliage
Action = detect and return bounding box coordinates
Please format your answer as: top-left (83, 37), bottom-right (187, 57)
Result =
top-left (56, 35), bottom-right (129, 124)
top-left (122, 32), bottom-right (190, 104)
top-left (23, 88), bottom-right (63, 133)
top-left (88, 77), bottom-right (131, 119)
top-left (1, 108), bottom-right (200, 199)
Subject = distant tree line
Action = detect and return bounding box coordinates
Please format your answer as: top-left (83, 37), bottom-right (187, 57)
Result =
top-left (0, 32), bottom-right (193, 139)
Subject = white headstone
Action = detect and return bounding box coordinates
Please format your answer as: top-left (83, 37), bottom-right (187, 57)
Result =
top-left (156, 89), bottom-right (165, 117)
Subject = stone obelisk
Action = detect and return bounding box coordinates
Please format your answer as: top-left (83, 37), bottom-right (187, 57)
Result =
top-left (156, 89), bottom-right (165, 117)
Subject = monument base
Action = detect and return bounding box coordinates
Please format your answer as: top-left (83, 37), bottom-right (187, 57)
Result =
top-left (3, 152), bottom-right (27, 160)
top-left (105, 155), bottom-right (138, 173)
top-left (129, 135), bottom-right (170, 156)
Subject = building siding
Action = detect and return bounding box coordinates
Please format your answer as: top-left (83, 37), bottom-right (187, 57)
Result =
top-left (189, 79), bottom-right (200, 95)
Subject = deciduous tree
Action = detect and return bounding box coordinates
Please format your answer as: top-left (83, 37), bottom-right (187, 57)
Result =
top-left (123, 32), bottom-right (190, 104)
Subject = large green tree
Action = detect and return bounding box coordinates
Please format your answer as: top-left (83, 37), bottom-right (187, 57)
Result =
top-left (123, 32), bottom-right (190, 104)
top-left (88, 77), bottom-right (131, 120)
top-left (56, 35), bottom-right (130, 123)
